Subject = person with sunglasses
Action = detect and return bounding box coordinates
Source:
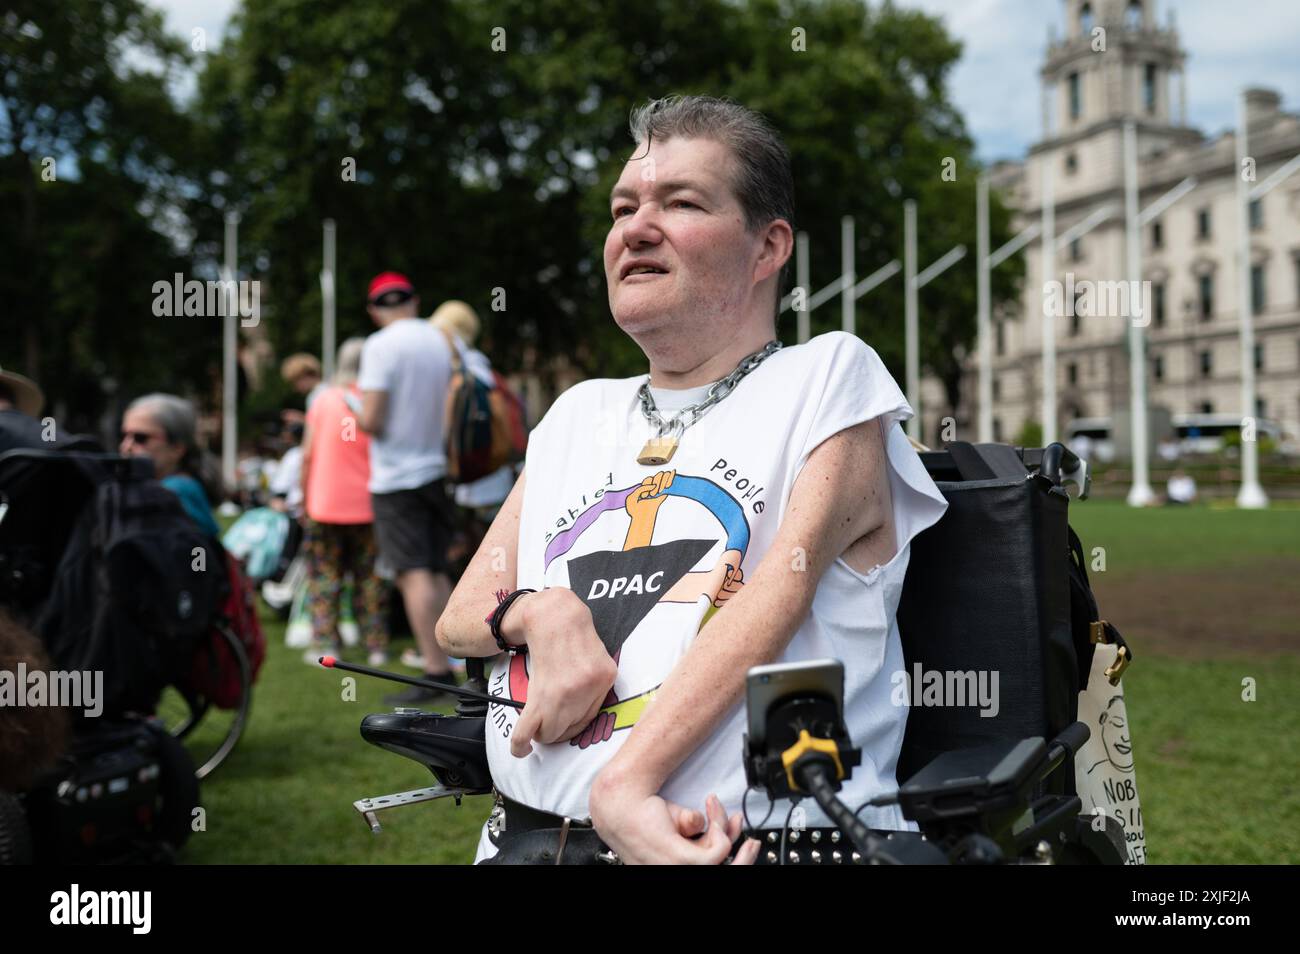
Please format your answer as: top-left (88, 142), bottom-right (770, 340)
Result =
top-left (119, 393), bottom-right (221, 538)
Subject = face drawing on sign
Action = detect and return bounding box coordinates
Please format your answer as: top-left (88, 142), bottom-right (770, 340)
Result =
top-left (1088, 695), bottom-right (1134, 773)
top-left (507, 469), bottom-right (749, 749)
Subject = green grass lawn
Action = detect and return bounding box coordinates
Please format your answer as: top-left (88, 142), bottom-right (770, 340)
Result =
top-left (180, 500), bottom-right (1299, 864)
top-left (1068, 498), bottom-right (1300, 572)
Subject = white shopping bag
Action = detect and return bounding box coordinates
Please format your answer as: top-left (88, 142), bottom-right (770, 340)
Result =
top-left (1075, 644), bottom-right (1147, 864)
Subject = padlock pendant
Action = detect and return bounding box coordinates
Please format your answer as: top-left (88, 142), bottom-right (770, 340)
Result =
top-left (637, 435), bottom-right (679, 466)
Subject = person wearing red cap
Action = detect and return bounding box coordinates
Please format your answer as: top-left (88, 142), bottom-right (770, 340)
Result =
top-left (356, 272), bottom-right (460, 703)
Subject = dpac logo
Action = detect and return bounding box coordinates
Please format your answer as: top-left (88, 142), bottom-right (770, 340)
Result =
top-left (49, 884), bottom-right (151, 934)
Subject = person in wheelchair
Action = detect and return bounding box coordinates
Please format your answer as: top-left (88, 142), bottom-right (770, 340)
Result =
top-left (118, 393), bottom-right (221, 538)
top-left (434, 95), bottom-right (948, 864)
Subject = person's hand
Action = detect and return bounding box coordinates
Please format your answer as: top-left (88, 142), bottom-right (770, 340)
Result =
top-left (589, 773), bottom-right (760, 865)
top-left (506, 588), bottom-right (618, 758)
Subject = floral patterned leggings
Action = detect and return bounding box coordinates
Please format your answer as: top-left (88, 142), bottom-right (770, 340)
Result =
top-left (302, 520), bottom-right (389, 650)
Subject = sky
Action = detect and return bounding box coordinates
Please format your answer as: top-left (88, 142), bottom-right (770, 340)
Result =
top-left (149, 0), bottom-right (1300, 162)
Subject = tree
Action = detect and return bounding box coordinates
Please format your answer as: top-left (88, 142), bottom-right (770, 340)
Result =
top-left (0, 0), bottom-right (213, 430)
top-left (192, 0), bottom-right (1022, 412)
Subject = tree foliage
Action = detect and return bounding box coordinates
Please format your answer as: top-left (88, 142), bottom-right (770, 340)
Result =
top-left (3, 0), bottom-right (1023, 427)
top-left (0, 0), bottom-right (213, 429)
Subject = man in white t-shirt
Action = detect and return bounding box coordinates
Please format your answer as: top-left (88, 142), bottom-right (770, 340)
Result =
top-left (356, 272), bottom-right (459, 702)
top-left (434, 96), bottom-right (947, 864)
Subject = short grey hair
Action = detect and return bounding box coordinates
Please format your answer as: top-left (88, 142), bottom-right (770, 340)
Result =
top-left (126, 392), bottom-right (222, 501)
top-left (128, 393), bottom-right (198, 451)
top-left (335, 337), bottom-right (366, 386)
top-left (627, 95), bottom-right (795, 311)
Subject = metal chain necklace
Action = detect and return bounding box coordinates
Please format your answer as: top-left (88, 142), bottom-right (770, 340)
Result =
top-left (636, 340), bottom-right (782, 465)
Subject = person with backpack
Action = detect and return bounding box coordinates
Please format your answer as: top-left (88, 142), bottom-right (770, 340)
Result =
top-left (300, 338), bottom-right (390, 666)
top-left (356, 272), bottom-right (459, 704)
top-left (118, 393), bottom-right (221, 537)
top-left (430, 300), bottom-right (516, 517)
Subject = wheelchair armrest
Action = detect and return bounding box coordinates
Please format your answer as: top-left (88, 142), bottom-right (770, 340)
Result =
top-left (898, 736), bottom-right (1047, 824)
top-left (360, 711), bottom-right (492, 794)
top-left (897, 721), bottom-right (1091, 826)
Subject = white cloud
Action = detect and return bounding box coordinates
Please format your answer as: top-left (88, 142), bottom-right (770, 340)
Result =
top-left (148, 0), bottom-right (239, 50)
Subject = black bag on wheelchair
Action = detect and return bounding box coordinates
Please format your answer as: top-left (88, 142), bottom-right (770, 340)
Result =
top-left (895, 441), bottom-right (1123, 798)
top-left (0, 450), bottom-right (227, 720)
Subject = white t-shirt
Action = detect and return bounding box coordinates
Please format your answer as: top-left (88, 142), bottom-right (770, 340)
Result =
top-left (475, 331), bottom-right (947, 861)
top-left (269, 445), bottom-right (303, 515)
top-left (359, 318), bottom-right (453, 494)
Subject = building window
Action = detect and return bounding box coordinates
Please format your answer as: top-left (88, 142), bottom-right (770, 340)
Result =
top-left (1254, 343), bottom-right (1264, 372)
top-left (1196, 207), bottom-right (1211, 239)
top-left (1070, 311), bottom-right (1082, 337)
top-left (1070, 237), bottom-right (1082, 262)
top-left (1153, 282), bottom-right (1166, 327)
top-left (1251, 264), bottom-right (1266, 314)
top-left (1256, 398), bottom-right (1266, 419)
top-left (1151, 220), bottom-right (1163, 249)
top-left (1153, 353), bottom-right (1164, 381)
top-left (1126, 1), bottom-right (1143, 30)
top-left (1143, 63), bottom-right (1157, 114)
top-left (1199, 401), bottom-right (1214, 414)
top-left (1199, 350), bottom-right (1213, 378)
top-left (1249, 198), bottom-right (1263, 231)
top-left (1065, 151), bottom-right (1078, 175)
top-left (1199, 273), bottom-right (1214, 320)
top-left (993, 418), bottom-right (1003, 442)
top-left (996, 320), bottom-right (1005, 356)
top-left (1067, 362), bottom-right (1078, 386)
top-left (1080, 3), bottom-right (1094, 35)
top-left (992, 376), bottom-right (1001, 401)
top-left (1068, 72), bottom-right (1081, 121)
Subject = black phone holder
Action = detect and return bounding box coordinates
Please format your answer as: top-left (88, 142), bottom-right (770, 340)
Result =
top-left (743, 692), bottom-right (861, 800)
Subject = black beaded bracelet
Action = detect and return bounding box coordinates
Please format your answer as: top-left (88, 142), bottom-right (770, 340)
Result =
top-left (489, 588), bottom-right (536, 655)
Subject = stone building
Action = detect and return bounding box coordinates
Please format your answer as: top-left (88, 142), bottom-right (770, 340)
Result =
top-left (921, 0), bottom-right (1300, 452)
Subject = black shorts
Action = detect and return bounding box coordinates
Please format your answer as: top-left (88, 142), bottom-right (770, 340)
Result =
top-left (371, 478), bottom-right (457, 575)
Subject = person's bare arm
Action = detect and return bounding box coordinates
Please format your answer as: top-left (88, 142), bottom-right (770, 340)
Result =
top-left (434, 468), bottom-right (619, 757)
top-left (358, 389), bottom-right (388, 436)
top-left (435, 470), bottom-right (528, 659)
top-left (588, 416), bottom-right (894, 863)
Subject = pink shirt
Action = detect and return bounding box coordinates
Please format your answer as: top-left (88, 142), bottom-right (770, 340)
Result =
top-left (305, 385), bottom-right (373, 524)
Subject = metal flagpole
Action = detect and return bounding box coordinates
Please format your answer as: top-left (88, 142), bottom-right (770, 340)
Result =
top-left (903, 200), bottom-right (919, 440)
top-left (976, 174), bottom-right (992, 443)
top-left (321, 219), bottom-right (337, 380)
top-left (1235, 91), bottom-right (1268, 508)
top-left (796, 231), bottom-right (810, 344)
top-left (1124, 121), bottom-right (1156, 506)
top-left (221, 210), bottom-right (240, 499)
top-left (841, 216), bottom-right (855, 334)
top-left (1041, 150), bottom-right (1057, 445)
